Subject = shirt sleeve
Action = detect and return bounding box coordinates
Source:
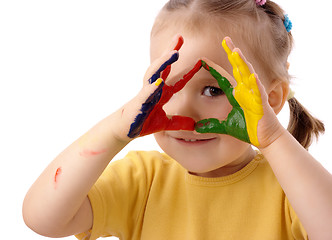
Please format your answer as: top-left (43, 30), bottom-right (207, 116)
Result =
top-left (285, 198), bottom-right (308, 240)
top-left (75, 151), bottom-right (163, 240)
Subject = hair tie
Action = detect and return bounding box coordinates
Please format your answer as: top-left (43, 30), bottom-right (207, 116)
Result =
top-left (283, 14), bottom-right (292, 32)
top-left (255, 0), bottom-right (266, 6)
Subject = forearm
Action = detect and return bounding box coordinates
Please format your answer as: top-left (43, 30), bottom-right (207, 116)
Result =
top-left (23, 108), bottom-right (130, 237)
top-left (260, 129), bottom-right (332, 240)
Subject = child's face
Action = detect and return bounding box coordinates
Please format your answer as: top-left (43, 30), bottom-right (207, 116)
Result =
top-left (151, 27), bottom-right (256, 177)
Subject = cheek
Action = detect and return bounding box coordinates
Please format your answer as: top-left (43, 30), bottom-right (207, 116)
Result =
top-left (161, 95), bottom-right (177, 115)
top-left (154, 132), bottom-right (170, 154)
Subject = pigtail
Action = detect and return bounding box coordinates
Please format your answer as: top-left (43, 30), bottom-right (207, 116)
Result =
top-left (287, 98), bottom-right (325, 150)
top-left (260, 2), bottom-right (325, 149)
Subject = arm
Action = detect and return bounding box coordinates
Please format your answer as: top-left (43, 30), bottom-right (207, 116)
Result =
top-left (197, 37), bottom-right (332, 239)
top-left (23, 110), bottom-right (129, 237)
top-left (224, 38), bottom-right (332, 239)
top-left (23, 35), bottom-right (197, 237)
top-left (260, 129), bottom-right (332, 240)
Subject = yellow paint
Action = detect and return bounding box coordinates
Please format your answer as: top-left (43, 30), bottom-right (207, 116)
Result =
top-left (154, 78), bottom-right (163, 87)
top-left (222, 39), bottom-right (264, 146)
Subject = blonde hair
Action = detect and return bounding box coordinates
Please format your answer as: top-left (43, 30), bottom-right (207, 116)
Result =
top-left (152, 0), bottom-right (324, 149)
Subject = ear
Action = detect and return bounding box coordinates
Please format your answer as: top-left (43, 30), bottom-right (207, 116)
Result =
top-left (267, 80), bottom-right (289, 115)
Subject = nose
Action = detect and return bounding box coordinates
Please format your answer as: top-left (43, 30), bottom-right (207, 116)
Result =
top-left (163, 89), bottom-right (201, 122)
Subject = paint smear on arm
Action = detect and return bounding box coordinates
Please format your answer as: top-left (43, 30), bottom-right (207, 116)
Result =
top-left (79, 148), bottom-right (107, 158)
top-left (54, 167), bottom-right (62, 189)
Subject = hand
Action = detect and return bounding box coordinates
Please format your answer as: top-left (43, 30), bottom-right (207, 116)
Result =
top-left (222, 38), bottom-right (264, 146)
top-left (196, 38), bottom-right (266, 146)
top-left (196, 59), bottom-right (251, 144)
top-left (127, 36), bottom-right (202, 138)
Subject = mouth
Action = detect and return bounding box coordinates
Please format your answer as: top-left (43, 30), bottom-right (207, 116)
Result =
top-left (174, 137), bottom-right (217, 145)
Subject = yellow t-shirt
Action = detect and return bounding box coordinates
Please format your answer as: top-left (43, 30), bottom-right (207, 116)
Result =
top-left (76, 151), bottom-right (307, 240)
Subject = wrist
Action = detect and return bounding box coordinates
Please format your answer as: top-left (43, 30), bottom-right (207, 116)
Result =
top-left (257, 122), bottom-right (288, 151)
top-left (105, 108), bottom-right (134, 146)
top-left (258, 127), bottom-right (292, 157)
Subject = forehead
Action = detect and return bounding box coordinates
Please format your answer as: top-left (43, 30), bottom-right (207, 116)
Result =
top-left (150, 26), bottom-right (236, 83)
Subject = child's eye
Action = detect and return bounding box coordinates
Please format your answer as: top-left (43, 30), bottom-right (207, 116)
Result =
top-left (202, 86), bottom-right (224, 97)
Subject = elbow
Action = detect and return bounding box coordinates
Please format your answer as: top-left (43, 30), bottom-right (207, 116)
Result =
top-left (22, 194), bottom-right (48, 237)
top-left (22, 194), bottom-right (66, 238)
top-left (22, 196), bottom-right (41, 236)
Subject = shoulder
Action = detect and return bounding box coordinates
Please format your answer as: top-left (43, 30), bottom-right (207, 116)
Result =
top-left (105, 151), bottom-right (179, 182)
top-left (122, 150), bottom-right (172, 163)
top-left (255, 152), bottom-right (279, 180)
top-left (246, 152), bottom-right (284, 193)
top-left (111, 150), bottom-right (174, 170)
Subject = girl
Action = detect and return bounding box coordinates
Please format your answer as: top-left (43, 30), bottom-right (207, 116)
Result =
top-left (23, 0), bottom-right (331, 239)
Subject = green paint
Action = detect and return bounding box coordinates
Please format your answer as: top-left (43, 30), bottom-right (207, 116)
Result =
top-left (196, 61), bottom-right (250, 143)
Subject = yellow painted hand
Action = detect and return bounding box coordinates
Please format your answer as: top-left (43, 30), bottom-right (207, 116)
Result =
top-left (222, 39), bottom-right (264, 146)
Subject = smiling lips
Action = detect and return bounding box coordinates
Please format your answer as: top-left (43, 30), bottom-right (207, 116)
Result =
top-left (175, 137), bottom-right (217, 144)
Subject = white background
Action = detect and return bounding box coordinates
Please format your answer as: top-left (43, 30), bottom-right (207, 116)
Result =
top-left (1, 1), bottom-right (331, 239)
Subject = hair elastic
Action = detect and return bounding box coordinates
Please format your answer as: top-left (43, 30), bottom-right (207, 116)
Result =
top-left (283, 14), bottom-right (292, 32)
top-left (255, 0), bottom-right (266, 6)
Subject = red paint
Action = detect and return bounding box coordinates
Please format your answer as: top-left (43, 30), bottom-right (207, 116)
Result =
top-left (161, 36), bottom-right (184, 80)
top-left (174, 36), bottom-right (184, 51)
top-left (54, 167), bottom-right (62, 189)
top-left (140, 60), bottom-right (202, 136)
top-left (54, 167), bottom-right (62, 182)
top-left (79, 148), bottom-right (107, 157)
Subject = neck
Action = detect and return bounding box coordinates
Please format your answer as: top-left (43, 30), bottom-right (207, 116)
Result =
top-left (190, 147), bottom-right (256, 178)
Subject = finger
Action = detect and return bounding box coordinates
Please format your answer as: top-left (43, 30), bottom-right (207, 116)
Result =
top-left (252, 74), bottom-right (268, 108)
top-left (222, 38), bottom-right (237, 70)
top-left (222, 39), bottom-right (244, 83)
top-left (249, 73), bottom-right (262, 105)
top-left (146, 34), bottom-right (184, 83)
top-left (195, 118), bottom-right (226, 134)
top-left (137, 77), bottom-right (164, 104)
top-left (161, 35), bottom-right (184, 80)
top-left (234, 47), bottom-right (256, 75)
top-left (164, 115), bottom-right (195, 131)
top-left (224, 37), bottom-right (236, 51)
top-left (201, 57), bottom-right (234, 83)
top-left (144, 50), bottom-right (179, 85)
top-left (127, 78), bottom-right (165, 138)
top-left (233, 51), bottom-right (251, 80)
top-left (233, 66), bottom-right (242, 86)
top-left (173, 35), bottom-right (184, 51)
top-left (152, 35), bottom-right (184, 82)
top-left (201, 58), bottom-right (234, 92)
top-left (161, 34), bottom-right (184, 55)
top-left (224, 37), bottom-right (254, 73)
top-left (172, 60), bottom-right (202, 93)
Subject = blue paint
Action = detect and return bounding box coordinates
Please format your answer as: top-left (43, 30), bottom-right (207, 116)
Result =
top-left (128, 52), bottom-right (178, 138)
top-left (148, 52), bottom-right (179, 84)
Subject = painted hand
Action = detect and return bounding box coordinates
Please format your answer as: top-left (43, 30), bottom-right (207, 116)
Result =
top-left (196, 39), bottom-right (264, 146)
top-left (223, 39), bottom-right (264, 146)
top-left (128, 37), bottom-right (202, 138)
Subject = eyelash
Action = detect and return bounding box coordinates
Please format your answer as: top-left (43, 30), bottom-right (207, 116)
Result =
top-left (202, 86), bottom-right (224, 97)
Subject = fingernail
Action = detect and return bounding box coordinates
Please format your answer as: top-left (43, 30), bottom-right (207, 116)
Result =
top-left (155, 78), bottom-right (163, 87)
